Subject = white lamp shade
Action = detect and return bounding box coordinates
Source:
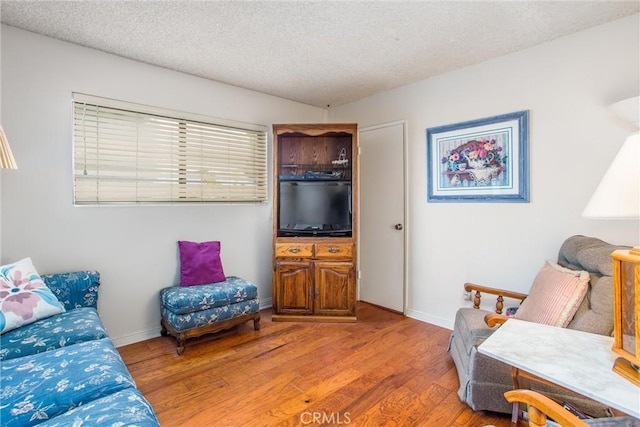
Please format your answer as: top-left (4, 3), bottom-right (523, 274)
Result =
top-left (582, 133), bottom-right (640, 219)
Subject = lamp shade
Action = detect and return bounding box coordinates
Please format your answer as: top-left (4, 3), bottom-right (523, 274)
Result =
top-left (582, 132), bottom-right (640, 219)
top-left (0, 125), bottom-right (18, 169)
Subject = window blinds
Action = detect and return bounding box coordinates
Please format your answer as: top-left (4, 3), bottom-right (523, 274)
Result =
top-left (73, 94), bottom-right (268, 205)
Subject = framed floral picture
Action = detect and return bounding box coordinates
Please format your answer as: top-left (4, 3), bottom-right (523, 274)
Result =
top-left (426, 110), bottom-right (529, 202)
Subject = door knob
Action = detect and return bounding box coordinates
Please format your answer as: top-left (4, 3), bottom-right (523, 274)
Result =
top-left (394, 224), bottom-right (403, 230)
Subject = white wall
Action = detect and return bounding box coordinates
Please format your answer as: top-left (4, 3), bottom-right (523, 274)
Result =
top-left (3, 14), bottom-right (639, 345)
top-left (0, 25), bottom-right (326, 345)
top-left (330, 14), bottom-right (640, 329)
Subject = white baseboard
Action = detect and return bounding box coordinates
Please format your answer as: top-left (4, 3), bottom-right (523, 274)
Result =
top-left (404, 307), bottom-right (454, 330)
top-left (259, 298), bottom-right (272, 310)
top-left (113, 297), bottom-right (274, 347)
top-left (113, 327), bottom-right (161, 348)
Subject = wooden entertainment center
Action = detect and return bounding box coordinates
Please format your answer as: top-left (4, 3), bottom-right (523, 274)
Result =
top-left (271, 123), bottom-right (358, 322)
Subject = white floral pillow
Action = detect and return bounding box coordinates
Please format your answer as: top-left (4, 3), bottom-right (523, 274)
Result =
top-left (0, 257), bottom-right (65, 334)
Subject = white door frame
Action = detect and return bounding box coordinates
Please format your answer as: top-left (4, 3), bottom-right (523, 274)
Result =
top-left (357, 120), bottom-right (409, 313)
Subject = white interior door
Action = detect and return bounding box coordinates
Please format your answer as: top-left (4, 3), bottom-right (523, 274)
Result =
top-left (358, 121), bottom-right (406, 313)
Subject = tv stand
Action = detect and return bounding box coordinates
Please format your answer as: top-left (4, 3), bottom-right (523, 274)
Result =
top-left (272, 124), bottom-right (358, 322)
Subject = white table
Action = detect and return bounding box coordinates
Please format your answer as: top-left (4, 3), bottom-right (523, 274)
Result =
top-left (478, 318), bottom-right (640, 419)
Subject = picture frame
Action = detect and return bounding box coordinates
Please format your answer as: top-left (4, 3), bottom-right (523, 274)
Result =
top-left (426, 110), bottom-right (529, 202)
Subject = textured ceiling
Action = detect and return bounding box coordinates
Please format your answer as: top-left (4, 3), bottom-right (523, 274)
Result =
top-left (1, 1), bottom-right (639, 107)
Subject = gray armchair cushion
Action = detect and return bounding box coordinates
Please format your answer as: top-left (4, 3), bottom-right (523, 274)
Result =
top-left (453, 308), bottom-right (497, 356)
top-left (558, 235), bottom-right (630, 335)
top-left (557, 235), bottom-right (617, 276)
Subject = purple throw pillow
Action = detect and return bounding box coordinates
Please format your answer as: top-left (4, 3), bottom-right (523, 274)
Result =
top-left (178, 241), bottom-right (226, 287)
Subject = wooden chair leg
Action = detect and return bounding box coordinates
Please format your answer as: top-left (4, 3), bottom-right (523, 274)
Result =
top-left (176, 333), bottom-right (186, 355)
top-left (160, 320), bottom-right (168, 336)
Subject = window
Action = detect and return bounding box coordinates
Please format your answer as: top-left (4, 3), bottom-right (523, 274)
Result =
top-left (73, 94), bottom-right (267, 205)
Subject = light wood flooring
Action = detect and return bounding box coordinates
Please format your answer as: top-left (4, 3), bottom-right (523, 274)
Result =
top-left (118, 302), bottom-right (512, 427)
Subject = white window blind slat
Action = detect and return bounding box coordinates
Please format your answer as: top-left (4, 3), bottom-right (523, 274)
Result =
top-left (73, 94), bottom-right (267, 204)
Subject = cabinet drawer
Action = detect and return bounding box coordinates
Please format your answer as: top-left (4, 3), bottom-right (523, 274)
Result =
top-left (275, 243), bottom-right (314, 258)
top-left (314, 243), bottom-right (353, 259)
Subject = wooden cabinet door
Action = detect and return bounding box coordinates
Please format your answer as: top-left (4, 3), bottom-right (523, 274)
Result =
top-left (314, 262), bottom-right (355, 316)
top-left (275, 261), bottom-right (313, 315)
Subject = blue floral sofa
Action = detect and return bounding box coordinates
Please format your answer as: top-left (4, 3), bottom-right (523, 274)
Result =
top-left (0, 271), bottom-right (159, 426)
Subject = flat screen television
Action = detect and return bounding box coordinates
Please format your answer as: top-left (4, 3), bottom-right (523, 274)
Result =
top-left (278, 180), bottom-right (352, 236)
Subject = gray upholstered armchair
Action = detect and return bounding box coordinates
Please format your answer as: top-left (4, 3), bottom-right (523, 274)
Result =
top-left (448, 235), bottom-right (630, 417)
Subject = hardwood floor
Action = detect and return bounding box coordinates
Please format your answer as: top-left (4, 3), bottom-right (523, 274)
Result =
top-left (118, 303), bottom-right (512, 427)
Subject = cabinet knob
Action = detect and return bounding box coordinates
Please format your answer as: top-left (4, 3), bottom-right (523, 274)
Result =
top-left (287, 247), bottom-right (301, 253)
top-left (395, 224), bottom-right (403, 230)
top-left (328, 248), bottom-right (340, 253)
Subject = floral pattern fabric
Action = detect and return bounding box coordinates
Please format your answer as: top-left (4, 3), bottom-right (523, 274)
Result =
top-left (160, 276), bottom-right (258, 315)
top-left (42, 271), bottom-right (100, 310)
top-left (36, 388), bottom-right (159, 427)
top-left (0, 258), bottom-right (66, 334)
top-left (0, 338), bottom-right (136, 426)
top-left (0, 307), bottom-right (108, 361)
top-left (162, 299), bottom-right (259, 333)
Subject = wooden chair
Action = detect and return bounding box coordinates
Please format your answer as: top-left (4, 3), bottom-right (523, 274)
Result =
top-left (505, 390), bottom-right (639, 427)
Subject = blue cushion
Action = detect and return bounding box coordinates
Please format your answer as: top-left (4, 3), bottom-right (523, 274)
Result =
top-left (0, 338), bottom-right (136, 426)
top-left (162, 299), bottom-right (259, 332)
top-left (36, 388), bottom-right (159, 427)
top-left (161, 276), bottom-right (258, 314)
top-left (0, 307), bottom-right (108, 361)
top-left (42, 271), bottom-right (100, 310)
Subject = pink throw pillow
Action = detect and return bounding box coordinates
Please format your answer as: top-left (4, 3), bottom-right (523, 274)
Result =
top-left (178, 241), bottom-right (226, 287)
top-left (513, 260), bottom-right (589, 327)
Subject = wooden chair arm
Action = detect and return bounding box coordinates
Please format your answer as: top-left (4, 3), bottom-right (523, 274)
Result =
top-left (504, 389), bottom-right (588, 427)
top-left (464, 282), bottom-right (528, 314)
top-left (484, 313), bottom-right (509, 327)
top-left (464, 283), bottom-right (528, 300)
